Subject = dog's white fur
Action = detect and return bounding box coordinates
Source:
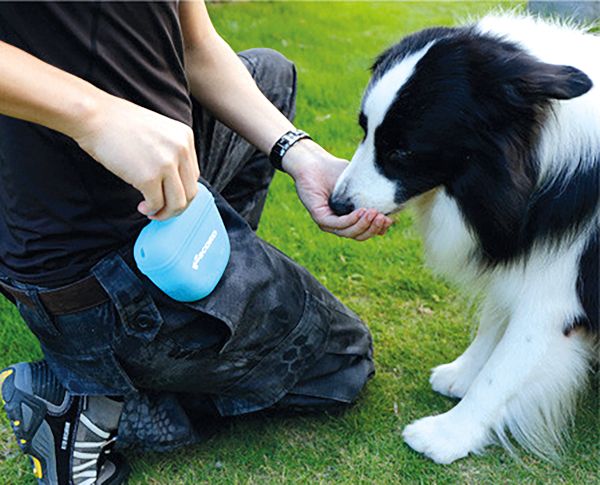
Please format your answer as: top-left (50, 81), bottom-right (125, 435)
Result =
top-left (335, 14), bottom-right (599, 464)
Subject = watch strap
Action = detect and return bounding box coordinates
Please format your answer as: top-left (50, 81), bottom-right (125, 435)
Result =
top-left (269, 130), bottom-right (312, 171)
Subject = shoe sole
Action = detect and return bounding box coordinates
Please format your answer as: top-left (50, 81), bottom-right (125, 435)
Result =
top-left (1, 363), bottom-right (58, 484)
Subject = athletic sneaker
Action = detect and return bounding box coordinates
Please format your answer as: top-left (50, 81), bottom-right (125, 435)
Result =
top-left (0, 361), bottom-right (130, 485)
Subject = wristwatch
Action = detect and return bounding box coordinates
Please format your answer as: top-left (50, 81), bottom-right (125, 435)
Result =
top-left (269, 130), bottom-right (312, 171)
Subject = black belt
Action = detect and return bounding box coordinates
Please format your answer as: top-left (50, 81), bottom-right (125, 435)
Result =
top-left (0, 275), bottom-right (109, 315)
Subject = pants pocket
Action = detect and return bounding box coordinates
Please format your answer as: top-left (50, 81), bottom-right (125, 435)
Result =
top-left (36, 300), bottom-right (137, 396)
top-left (43, 343), bottom-right (136, 396)
top-left (17, 250), bottom-right (168, 396)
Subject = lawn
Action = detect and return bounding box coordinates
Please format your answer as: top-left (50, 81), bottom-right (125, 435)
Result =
top-left (1, 2), bottom-right (598, 484)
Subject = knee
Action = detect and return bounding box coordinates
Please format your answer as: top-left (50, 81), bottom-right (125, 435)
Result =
top-left (238, 48), bottom-right (297, 120)
top-left (240, 48), bottom-right (295, 82)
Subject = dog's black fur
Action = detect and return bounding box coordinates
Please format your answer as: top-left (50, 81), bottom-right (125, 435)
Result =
top-left (360, 28), bottom-right (598, 335)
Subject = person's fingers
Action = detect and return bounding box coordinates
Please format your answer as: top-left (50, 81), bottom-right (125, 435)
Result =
top-left (179, 148), bottom-right (200, 203)
top-left (330, 211), bottom-right (372, 237)
top-left (137, 179), bottom-right (165, 217)
top-left (332, 209), bottom-right (378, 239)
top-left (378, 215), bottom-right (394, 235)
top-left (373, 214), bottom-right (388, 236)
top-left (327, 210), bottom-right (394, 240)
top-left (354, 213), bottom-right (387, 241)
top-left (151, 170), bottom-right (188, 220)
top-left (354, 212), bottom-right (384, 241)
top-left (314, 208), bottom-right (364, 231)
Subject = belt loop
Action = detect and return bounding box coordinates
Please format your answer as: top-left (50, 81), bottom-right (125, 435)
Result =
top-left (91, 252), bottom-right (163, 342)
top-left (24, 288), bottom-right (61, 337)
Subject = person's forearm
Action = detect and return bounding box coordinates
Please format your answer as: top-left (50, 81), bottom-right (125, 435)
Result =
top-left (0, 41), bottom-right (202, 220)
top-left (184, 34), bottom-right (333, 177)
top-left (0, 41), bottom-right (104, 139)
top-left (180, 1), bottom-right (330, 177)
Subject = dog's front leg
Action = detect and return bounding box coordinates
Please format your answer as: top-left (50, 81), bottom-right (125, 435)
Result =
top-left (430, 298), bottom-right (508, 398)
top-left (403, 297), bottom-right (583, 464)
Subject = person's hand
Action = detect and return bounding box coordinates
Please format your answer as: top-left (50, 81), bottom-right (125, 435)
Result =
top-left (283, 140), bottom-right (393, 241)
top-left (69, 93), bottom-right (200, 220)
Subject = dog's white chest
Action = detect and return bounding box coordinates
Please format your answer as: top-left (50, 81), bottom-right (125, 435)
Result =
top-left (414, 190), bottom-right (479, 284)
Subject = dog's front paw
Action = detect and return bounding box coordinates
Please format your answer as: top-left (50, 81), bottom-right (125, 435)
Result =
top-left (430, 360), bottom-right (478, 399)
top-left (402, 412), bottom-right (490, 464)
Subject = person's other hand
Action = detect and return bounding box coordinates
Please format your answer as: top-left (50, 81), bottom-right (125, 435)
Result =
top-left (283, 140), bottom-right (393, 241)
top-left (71, 93), bottom-right (200, 220)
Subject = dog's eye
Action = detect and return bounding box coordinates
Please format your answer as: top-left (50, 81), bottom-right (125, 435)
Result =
top-left (390, 149), bottom-right (414, 161)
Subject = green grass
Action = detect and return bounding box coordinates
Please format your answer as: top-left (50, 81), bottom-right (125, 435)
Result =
top-left (1, 2), bottom-right (598, 484)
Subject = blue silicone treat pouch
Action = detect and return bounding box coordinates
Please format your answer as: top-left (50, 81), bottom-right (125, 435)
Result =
top-left (134, 183), bottom-right (230, 302)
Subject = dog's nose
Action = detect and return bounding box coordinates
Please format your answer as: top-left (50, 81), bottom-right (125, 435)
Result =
top-left (329, 194), bottom-right (355, 216)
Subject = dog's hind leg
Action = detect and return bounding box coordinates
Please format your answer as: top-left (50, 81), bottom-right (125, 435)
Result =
top-left (430, 298), bottom-right (508, 399)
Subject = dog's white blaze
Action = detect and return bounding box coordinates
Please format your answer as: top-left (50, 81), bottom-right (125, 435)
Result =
top-left (333, 44), bottom-right (435, 213)
top-left (364, 43), bottom-right (435, 129)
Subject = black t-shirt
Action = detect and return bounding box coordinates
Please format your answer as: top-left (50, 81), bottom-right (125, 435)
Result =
top-left (0, 1), bottom-right (193, 286)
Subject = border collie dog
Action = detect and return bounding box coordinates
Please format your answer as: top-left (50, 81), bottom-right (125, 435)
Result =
top-left (330, 14), bottom-right (599, 464)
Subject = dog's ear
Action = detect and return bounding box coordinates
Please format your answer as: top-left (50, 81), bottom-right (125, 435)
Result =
top-left (516, 62), bottom-right (593, 101)
top-left (462, 36), bottom-right (593, 102)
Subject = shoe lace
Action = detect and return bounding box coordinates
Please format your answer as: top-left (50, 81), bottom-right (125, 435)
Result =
top-left (71, 413), bottom-right (117, 485)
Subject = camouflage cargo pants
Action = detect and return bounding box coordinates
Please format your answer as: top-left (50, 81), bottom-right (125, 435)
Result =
top-left (4, 48), bottom-right (375, 452)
